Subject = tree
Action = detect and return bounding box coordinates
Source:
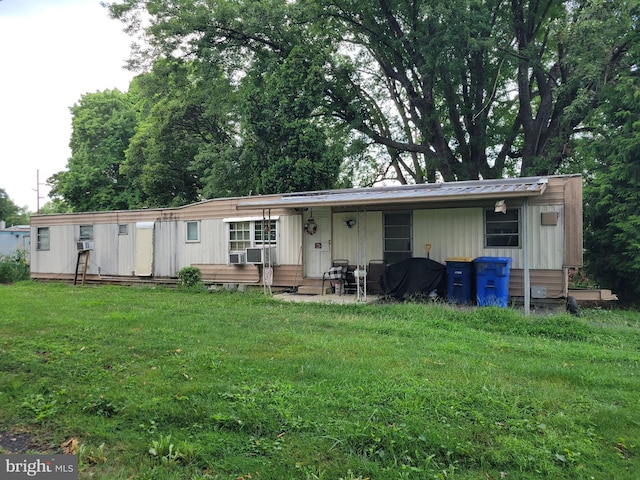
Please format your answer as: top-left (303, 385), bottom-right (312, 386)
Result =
top-left (581, 42), bottom-right (640, 303)
top-left (106, 0), bottom-right (637, 183)
top-left (122, 59), bottom-right (236, 206)
top-left (38, 199), bottom-right (72, 215)
top-left (232, 46), bottom-right (349, 195)
top-left (0, 188), bottom-right (29, 226)
top-left (48, 89), bottom-right (137, 212)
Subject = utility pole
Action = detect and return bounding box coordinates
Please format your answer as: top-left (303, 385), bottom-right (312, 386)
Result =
top-left (35, 170), bottom-right (45, 214)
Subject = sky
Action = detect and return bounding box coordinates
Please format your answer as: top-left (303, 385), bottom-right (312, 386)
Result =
top-left (0, 0), bottom-right (136, 212)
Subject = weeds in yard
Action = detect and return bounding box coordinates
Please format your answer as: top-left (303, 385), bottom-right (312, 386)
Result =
top-left (21, 392), bottom-right (59, 423)
top-left (82, 395), bottom-right (121, 417)
top-left (78, 442), bottom-right (107, 467)
top-left (0, 250), bottom-right (29, 284)
top-left (148, 434), bottom-right (198, 466)
top-left (0, 283), bottom-right (638, 479)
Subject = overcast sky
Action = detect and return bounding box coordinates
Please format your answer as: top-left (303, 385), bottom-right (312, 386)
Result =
top-left (0, 0), bottom-right (136, 212)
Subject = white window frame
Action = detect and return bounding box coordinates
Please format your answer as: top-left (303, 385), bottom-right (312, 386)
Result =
top-left (484, 208), bottom-right (521, 248)
top-left (224, 217), bottom-right (279, 253)
top-left (79, 225), bottom-right (94, 241)
top-left (118, 224), bottom-right (128, 235)
top-left (37, 227), bottom-right (50, 251)
top-left (186, 221), bottom-right (200, 243)
top-left (254, 219), bottom-right (277, 246)
top-left (229, 221), bottom-right (251, 251)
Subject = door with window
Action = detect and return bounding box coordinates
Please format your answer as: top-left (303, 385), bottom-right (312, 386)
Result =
top-left (303, 208), bottom-right (331, 278)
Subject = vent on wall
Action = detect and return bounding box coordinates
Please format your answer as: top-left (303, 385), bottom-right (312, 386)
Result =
top-left (541, 212), bottom-right (559, 226)
top-left (229, 252), bottom-right (246, 265)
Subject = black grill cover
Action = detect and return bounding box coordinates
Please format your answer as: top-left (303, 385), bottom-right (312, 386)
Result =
top-left (380, 257), bottom-right (446, 300)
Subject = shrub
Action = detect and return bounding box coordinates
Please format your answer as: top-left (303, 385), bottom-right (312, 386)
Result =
top-left (0, 250), bottom-right (30, 284)
top-left (177, 266), bottom-right (203, 290)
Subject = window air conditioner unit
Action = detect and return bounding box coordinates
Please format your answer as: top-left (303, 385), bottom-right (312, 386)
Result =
top-left (76, 241), bottom-right (94, 251)
top-left (246, 247), bottom-right (276, 265)
top-left (229, 252), bottom-right (246, 265)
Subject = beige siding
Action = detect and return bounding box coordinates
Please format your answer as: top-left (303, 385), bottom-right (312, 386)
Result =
top-left (31, 225), bottom-right (75, 274)
top-left (563, 176), bottom-right (583, 266)
top-left (411, 205), bottom-right (565, 271)
top-left (153, 221), bottom-right (177, 277)
top-left (414, 208), bottom-right (484, 262)
top-left (194, 264), bottom-right (260, 283)
top-left (94, 223), bottom-right (130, 276)
top-left (30, 176), bottom-right (581, 289)
top-left (31, 223), bottom-right (142, 277)
top-left (527, 205), bottom-right (564, 270)
top-left (509, 269), bottom-right (566, 299)
top-left (332, 211), bottom-right (383, 264)
top-left (278, 214), bottom-right (303, 265)
top-left (116, 224), bottom-right (136, 276)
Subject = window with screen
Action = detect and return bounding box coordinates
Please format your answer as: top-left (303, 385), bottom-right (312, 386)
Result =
top-left (485, 208), bottom-right (520, 247)
top-left (79, 225), bottom-right (93, 240)
top-left (37, 227), bottom-right (50, 251)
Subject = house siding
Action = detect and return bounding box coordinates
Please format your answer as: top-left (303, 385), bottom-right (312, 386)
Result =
top-left (30, 175), bottom-right (581, 300)
top-left (332, 211), bottom-right (383, 264)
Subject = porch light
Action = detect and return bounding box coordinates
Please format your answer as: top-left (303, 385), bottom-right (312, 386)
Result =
top-left (344, 219), bottom-right (356, 228)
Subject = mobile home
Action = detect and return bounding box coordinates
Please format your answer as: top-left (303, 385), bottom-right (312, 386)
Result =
top-left (30, 175), bottom-right (583, 302)
top-left (0, 222), bottom-right (30, 259)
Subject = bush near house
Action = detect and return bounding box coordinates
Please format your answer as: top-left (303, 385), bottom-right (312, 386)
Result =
top-left (0, 250), bottom-right (29, 284)
top-left (177, 266), bottom-right (203, 290)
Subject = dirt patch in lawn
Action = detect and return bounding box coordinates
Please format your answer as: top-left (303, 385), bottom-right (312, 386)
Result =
top-left (0, 429), bottom-right (58, 454)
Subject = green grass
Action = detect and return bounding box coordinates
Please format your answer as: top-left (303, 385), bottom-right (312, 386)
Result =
top-left (0, 282), bottom-right (638, 479)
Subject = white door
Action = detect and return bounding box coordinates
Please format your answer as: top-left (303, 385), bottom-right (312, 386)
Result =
top-left (135, 222), bottom-right (154, 276)
top-left (303, 208), bottom-right (332, 278)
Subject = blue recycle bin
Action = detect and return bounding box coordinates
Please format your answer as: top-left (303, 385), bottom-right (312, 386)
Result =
top-left (446, 257), bottom-right (474, 304)
top-left (474, 257), bottom-right (512, 307)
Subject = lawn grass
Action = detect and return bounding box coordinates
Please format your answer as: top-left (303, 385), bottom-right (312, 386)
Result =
top-left (0, 282), bottom-right (638, 479)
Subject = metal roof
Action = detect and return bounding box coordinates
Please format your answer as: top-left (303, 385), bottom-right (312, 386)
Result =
top-left (236, 176), bottom-right (549, 210)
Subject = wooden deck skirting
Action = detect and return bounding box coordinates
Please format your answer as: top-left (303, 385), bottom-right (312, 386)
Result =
top-left (30, 264), bottom-right (324, 289)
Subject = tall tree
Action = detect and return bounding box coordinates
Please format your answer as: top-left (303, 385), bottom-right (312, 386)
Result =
top-left (0, 188), bottom-right (29, 226)
top-left (122, 59), bottom-right (235, 207)
top-left (48, 89), bottom-right (137, 211)
top-left (580, 38), bottom-right (640, 303)
top-left (106, 0), bottom-right (638, 182)
top-left (235, 46), bottom-right (348, 194)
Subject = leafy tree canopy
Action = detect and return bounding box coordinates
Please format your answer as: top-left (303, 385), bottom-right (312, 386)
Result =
top-left (106, 0), bottom-right (638, 183)
top-left (0, 188), bottom-right (29, 226)
top-left (48, 89), bottom-right (138, 212)
top-left (580, 34), bottom-right (640, 303)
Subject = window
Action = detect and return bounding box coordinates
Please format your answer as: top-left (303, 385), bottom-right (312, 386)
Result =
top-left (118, 224), bottom-right (128, 235)
top-left (485, 208), bottom-right (520, 247)
top-left (186, 221), bottom-right (200, 242)
top-left (228, 220), bottom-right (278, 252)
top-left (79, 225), bottom-right (93, 240)
top-left (229, 221), bottom-right (251, 251)
top-left (254, 219), bottom-right (277, 245)
top-left (37, 227), bottom-right (50, 251)
top-left (383, 211), bottom-right (412, 264)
